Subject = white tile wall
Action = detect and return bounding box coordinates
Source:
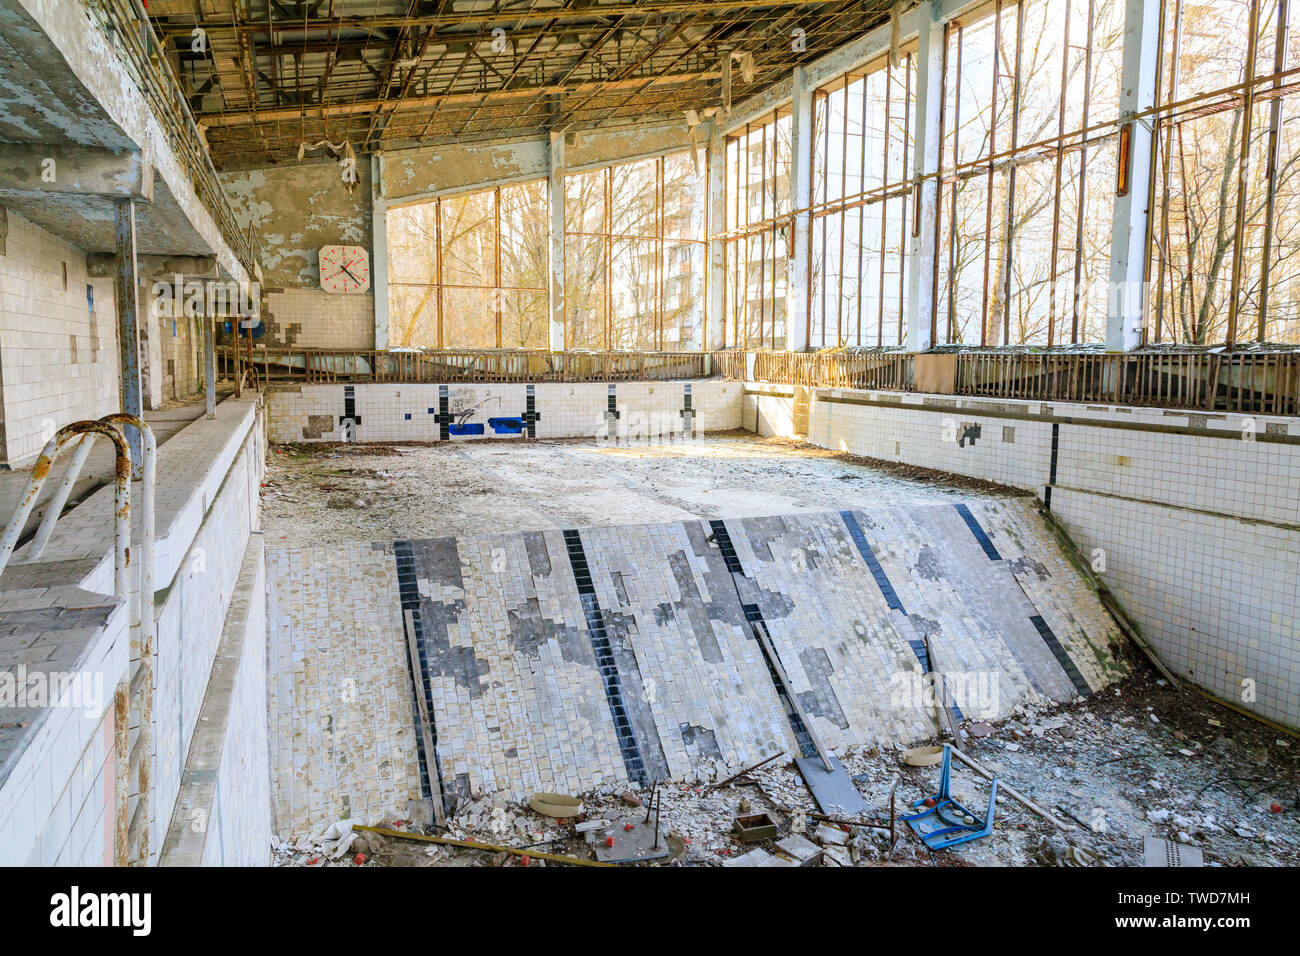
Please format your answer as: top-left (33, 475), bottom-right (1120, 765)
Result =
top-left (0, 400), bottom-right (269, 865)
top-left (263, 288), bottom-right (375, 349)
top-left (266, 381), bottom-right (742, 444)
top-left (0, 211), bottom-right (119, 466)
top-left (789, 385), bottom-right (1300, 729)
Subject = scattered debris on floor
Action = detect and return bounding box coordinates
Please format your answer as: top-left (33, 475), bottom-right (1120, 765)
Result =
top-left (270, 669), bottom-right (1298, 867)
top-left (260, 434), bottom-right (1020, 547)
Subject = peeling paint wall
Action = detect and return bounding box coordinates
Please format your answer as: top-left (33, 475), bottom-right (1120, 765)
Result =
top-left (219, 162), bottom-right (374, 349)
top-left (218, 121), bottom-right (695, 351)
top-left (383, 120), bottom-right (696, 205)
top-left (221, 162), bottom-right (371, 289)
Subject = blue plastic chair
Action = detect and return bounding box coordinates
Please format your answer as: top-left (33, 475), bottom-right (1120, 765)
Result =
top-left (901, 745), bottom-right (999, 850)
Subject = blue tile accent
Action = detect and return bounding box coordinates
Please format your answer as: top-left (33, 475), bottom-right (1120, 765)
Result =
top-left (448, 423), bottom-right (484, 436)
top-left (404, 413), bottom-right (412, 420)
top-left (488, 417), bottom-right (524, 435)
top-left (954, 504), bottom-right (1002, 561)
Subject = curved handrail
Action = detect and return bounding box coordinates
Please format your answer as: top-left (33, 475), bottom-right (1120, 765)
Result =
top-left (0, 421), bottom-right (132, 599)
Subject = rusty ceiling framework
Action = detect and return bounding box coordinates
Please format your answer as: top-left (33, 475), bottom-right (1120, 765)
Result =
top-left (146, 1), bottom-right (896, 168)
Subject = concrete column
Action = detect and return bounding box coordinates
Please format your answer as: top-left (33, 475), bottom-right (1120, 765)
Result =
top-left (371, 151), bottom-right (390, 350)
top-left (787, 66), bottom-right (813, 353)
top-left (705, 122), bottom-right (727, 350)
top-left (548, 131), bottom-right (566, 352)
top-left (1106, 0), bottom-right (1162, 351)
top-left (114, 198), bottom-right (143, 475)
top-left (204, 316), bottom-right (216, 420)
top-left (906, 1), bottom-right (944, 352)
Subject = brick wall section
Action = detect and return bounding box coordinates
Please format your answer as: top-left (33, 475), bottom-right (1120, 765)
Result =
top-left (159, 313), bottom-right (206, 403)
top-left (0, 210), bottom-right (119, 465)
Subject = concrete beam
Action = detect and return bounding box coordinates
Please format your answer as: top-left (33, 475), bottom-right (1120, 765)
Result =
top-left (787, 67), bottom-right (813, 352)
top-left (0, 143), bottom-right (153, 200)
top-left (1106, 0), bottom-right (1162, 352)
top-left (906, 2), bottom-right (945, 352)
top-left (87, 253), bottom-right (217, 279)
top-left (372, 152), bottom-right (390, 350)
top-left (548, 131), bottom-right (566, 352)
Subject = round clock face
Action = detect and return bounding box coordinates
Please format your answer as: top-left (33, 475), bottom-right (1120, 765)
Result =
top-left (319, 244), bottom-right (371, 293)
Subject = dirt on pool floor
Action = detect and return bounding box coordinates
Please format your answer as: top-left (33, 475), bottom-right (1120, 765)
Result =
top-left (261, 432), bottom-right (1024, 547)
top-left (274, 666), bottom-right (1299, 868)
top-left (262, 432), bottom-right (1298, 868)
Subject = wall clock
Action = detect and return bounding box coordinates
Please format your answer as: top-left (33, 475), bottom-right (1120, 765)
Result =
top-left (319, 244), bottom-right (371, 293)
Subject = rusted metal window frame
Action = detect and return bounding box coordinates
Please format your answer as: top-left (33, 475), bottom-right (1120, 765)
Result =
top-left (806, 48), bottom-right (918, 350)
top-left (388, 180), bottom-right (550, 349)
top-left (717, 108), bottom-right (794, 350)
top-left (565, 151), bottom-right (708, 351)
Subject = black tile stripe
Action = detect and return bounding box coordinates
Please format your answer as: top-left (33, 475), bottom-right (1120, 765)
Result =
top-left (954, 503), bottom-right (1003, 561)
top-left (1030, 614), bottom-right (1092, 695)
top-left (841, 511), bottom-right (962, 719)
top-left (433, 385), bottom-right (452, 441)
top-left (841, 511), bottom-right (906, 612)
top-left (523, 384), bottom-right (539, 438)
top-left (1049, 422), bottom-right (1060, 485)
top-left (606, 383), bottom-right (620, 418)
top-left (394, 539), bottom-right (446, 811)
top-left (562, 529), bottom-right (648, 785)
top-left (709, 520), bottom-right (818, 760)
top-left (339, 384), bottom-right (361, 427)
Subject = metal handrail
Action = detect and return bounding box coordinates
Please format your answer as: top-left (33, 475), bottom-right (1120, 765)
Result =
top-left (101, 415), bottom-right (156, 867)
top-left (0, 422), bottom-right (132, 596)
top-left (0, 415), bottom-right (157, 867)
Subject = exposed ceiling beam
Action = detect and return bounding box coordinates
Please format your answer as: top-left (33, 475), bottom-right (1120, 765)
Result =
top-left (197, 65), bottom-right (758, 128)
top-left (160, 2), bottom-right (848, 36)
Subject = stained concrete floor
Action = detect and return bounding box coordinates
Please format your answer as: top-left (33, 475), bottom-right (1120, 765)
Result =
top-left (261, 433), bottom-right (1019, 547)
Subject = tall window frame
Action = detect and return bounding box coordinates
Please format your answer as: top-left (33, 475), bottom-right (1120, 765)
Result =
top-left (564, 150), bottom-right (707, 351)
top-left (809, 51), bottom-right (917, 349)
top-left (387, 179), bottom-right (549, 349)
top-left (720, 109), bottom-right (793, 350)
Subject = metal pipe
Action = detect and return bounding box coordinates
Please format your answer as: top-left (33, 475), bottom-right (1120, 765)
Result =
top-left (102, 414), bottom-right (156, 866)
top-left (204, 316), bottom-right (216, 419)
top-left (29, 434), bottom-right (94, 559)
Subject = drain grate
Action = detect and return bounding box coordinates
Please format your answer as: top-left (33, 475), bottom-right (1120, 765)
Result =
top-left (1142, 835), bottom-right (1204, 867)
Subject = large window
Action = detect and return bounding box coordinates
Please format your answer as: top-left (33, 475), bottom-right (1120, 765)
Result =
top-left (937, 0), bottom-right (1125, 346)
top-left (810, 54), bottom-right (915, 348)
top-left (722, 110), bottom-right (793, 349)
top-left (1150, 0), bottom-right (1300, 345)
top-left (388, 180), bottom-right (549, 348)
top-left (565, 151), bottom-right (706, 351)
